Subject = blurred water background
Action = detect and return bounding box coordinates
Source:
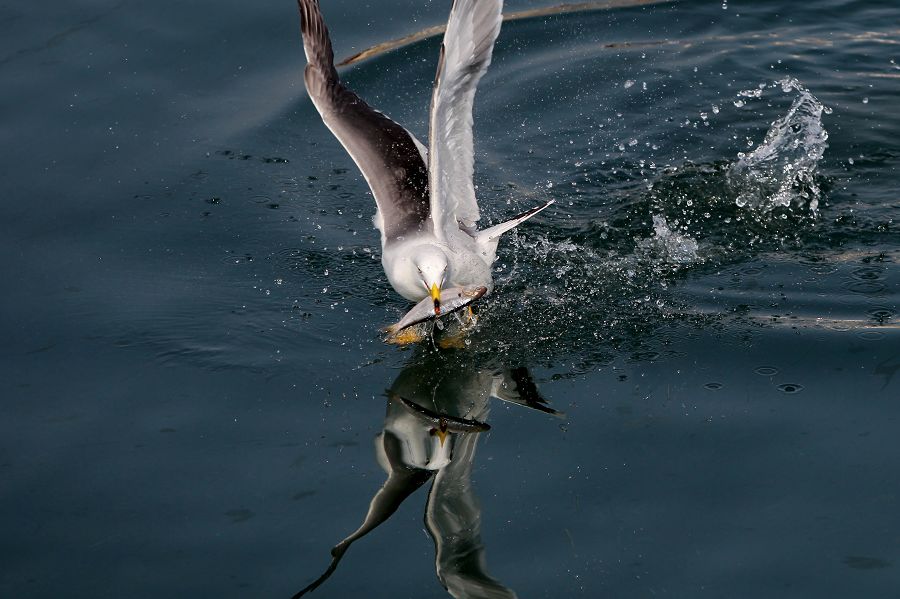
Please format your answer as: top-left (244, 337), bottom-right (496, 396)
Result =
top-left (1, 0), bottom-right (898, 597)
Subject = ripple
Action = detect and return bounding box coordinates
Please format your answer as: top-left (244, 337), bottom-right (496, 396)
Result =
top-left (704, 382), bottom-right (723, 390)
top-left (867, 306), bottom-right (896, 324)
top-left (219, 251), bottom-right (255, 265)
top-left (843, 280), bottom-right (886, 295)
top-left (777, 383), bottom-right (804, 394)
top-left (630, 350), bottom-right (660, 362)
top-left (755, 366), bottom-right (779, 376)
top-left (800, 260), bottom-right (838, 275)
top-left (857, 330), bottom-right (885, 341)
top-left (851, 266), bottom-right (884, 281)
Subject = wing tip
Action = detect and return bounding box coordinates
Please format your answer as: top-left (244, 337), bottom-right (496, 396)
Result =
top-left (298, 0), bottom-right (338, 89)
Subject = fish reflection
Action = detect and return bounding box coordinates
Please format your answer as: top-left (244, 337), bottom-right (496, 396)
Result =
top-left (292, 350), bottom-right (563, 598)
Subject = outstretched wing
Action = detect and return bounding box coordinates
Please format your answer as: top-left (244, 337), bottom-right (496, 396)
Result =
top-left (298, 0), bottom-right (431, 241)
top-left (428, 0), bottom-right (503, 240)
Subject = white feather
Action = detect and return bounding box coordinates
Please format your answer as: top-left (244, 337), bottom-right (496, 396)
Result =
top-left (428, 0), bottom-right (504, 240)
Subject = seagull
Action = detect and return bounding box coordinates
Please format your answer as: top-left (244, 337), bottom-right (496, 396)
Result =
top-left (298, 0), bottom-right (552, 321)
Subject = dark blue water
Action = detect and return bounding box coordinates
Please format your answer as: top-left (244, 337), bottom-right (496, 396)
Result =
top-left (2, 0), bottom-right (898, 597)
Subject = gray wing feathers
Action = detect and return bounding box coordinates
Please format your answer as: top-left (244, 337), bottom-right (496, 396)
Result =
top-left (429, 0), bottom-right (504, 238)
top-left (298, 0), bottom-right (430, 240)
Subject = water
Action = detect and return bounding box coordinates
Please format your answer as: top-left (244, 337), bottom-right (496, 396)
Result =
top-left (2, 0), bottom-right (898, 597)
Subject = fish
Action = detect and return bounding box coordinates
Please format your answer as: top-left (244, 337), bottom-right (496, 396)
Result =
top-left (385, 286), bottom-right (487, 335)
top-left (389, 392), bottom-right (491, 444)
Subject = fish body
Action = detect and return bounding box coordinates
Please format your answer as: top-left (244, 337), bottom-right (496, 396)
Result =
top-left (385, 286), bottom-right (486, 335)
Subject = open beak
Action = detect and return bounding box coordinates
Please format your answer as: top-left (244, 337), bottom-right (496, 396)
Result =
top-left (429, 282), bottom-right (441, 315)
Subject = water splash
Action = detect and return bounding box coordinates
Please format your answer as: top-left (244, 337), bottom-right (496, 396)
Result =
top-left (642, 215), bottom-right (701, 265)
top-left (728, 77), bottom-right (831, 213)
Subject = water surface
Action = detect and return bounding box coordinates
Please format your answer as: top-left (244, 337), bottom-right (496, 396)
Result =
top-left (1, 0), bottom-right (898, 597)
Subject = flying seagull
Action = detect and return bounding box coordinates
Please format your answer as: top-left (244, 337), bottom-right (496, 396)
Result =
top-left (298, 0), bottom-right (553, 325)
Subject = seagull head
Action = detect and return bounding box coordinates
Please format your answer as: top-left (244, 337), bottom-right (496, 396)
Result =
top-left (414, 247), bottom-right (449, 315)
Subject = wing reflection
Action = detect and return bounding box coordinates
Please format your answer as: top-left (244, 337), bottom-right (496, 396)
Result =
top-left (292, 350), bottom-right (563, 598)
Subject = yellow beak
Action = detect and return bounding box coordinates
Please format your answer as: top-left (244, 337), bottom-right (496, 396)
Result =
top-left (433, 428), bottom-right (449, 446)
top-left (430, 282), bottom-right (441, 315)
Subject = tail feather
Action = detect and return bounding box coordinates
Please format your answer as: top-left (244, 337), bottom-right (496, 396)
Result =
top-left (476, 199), bottom-right (554, 242)
top-left (475, 199), bottom-right (554, 260)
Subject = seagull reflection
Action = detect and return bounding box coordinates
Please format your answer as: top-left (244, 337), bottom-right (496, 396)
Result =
top-left (292, 350), bottom-right (563, 598)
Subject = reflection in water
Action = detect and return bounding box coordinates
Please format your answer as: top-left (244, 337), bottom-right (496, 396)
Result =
top-left (292, 350), bottom-right (563, 598)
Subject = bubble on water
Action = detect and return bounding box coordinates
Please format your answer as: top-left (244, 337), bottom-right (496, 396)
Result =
top-left (862, 97), bottom-right (869, 104)
top-left (727, 77), bottom-right (829, 214)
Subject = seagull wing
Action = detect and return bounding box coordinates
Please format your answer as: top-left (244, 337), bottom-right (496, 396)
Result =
top-left (428, 0), bottom-right (504, 240)
top-left (298, 0), bottom-right (430, 241)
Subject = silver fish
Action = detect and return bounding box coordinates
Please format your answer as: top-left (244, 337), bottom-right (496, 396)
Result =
top-left (390, 392), bottom-right (491, 434)
top-left (385, 286), bottom-right (487, 335)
